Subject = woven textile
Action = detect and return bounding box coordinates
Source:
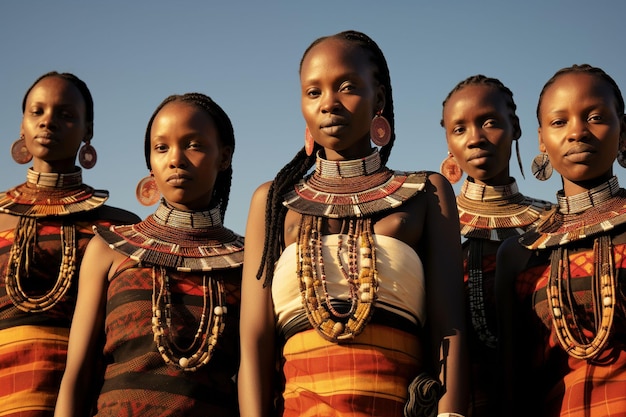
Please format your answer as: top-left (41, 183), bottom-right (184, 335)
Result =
top-left (0, 216), bottom-right (119, 417)
top-left (279, 325), bottom-right (422, 417)
top-left (515, 242), bottom-right (626, 416)
top-left (95, 262), bottom-right (241, 417)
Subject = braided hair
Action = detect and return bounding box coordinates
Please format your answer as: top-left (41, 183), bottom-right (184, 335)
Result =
top-left (537, 64), bottom-right (625, 125)
top-left (143, 93), bottom-right (236, 221)
top-left (257, 30), bottom-right (396, 285)
top-left (22, 71), bottom-right (94, 124)
top-left (440, 74), bottom-right (519, 136)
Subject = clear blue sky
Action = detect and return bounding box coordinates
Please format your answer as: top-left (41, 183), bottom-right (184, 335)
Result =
top-left (2, 1), bottom-right (625, 234)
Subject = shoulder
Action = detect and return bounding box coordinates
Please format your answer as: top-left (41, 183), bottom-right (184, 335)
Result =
top-left (93, 205), bottom-right (141, 224)
top-left (249, 181), bottom-right (273, 207)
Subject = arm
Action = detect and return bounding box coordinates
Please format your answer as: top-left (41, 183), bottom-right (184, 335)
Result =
top-left (238, 183), bottom-right (277, 417)
top-left (422, 173), bottom-right (468, 414)
top-left (55, 236), bottom-right (113, 417)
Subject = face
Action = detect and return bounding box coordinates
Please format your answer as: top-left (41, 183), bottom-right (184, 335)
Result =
top-left (20, 76), bottom-right (92, 172)
top-left (149, 101), bottom-right (232, 211)
top-left (538, 72), bottom-right (626, 192)
top-left (300, 38), bottom-right (385, 160)
top-left (442, 84), bottom-right (519, 185)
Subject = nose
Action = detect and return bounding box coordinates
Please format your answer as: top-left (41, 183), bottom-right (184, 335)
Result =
top-left (567, 118), bottom-right (589, 141)
top-left (320, 92), bottom-right (341, 114)
top-left (168, 147), bottom-right (188, 168)
top-left (466, 125), bottom-right (486, 147)
top-left (39, 111), bottom-right (57, 129)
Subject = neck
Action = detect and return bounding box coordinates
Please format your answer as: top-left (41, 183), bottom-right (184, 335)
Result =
top-left (316, 149), bottom-right (381, 178)
top-left (153, 200), bottom-right (222, 229)
top-left (557, 176), bottom-right (620, 215)
top-left (26, 167), bottom-right (83, 188)
top-left (461, 178), bottom-right (518, 202)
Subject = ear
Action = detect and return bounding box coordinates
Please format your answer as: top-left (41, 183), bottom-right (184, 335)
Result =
top-left (219, 145), bottom-right (233, 171)
top-left (537, 127), bottom-right (547, 153)
top-left (84, 122), bottom-right (94, 142)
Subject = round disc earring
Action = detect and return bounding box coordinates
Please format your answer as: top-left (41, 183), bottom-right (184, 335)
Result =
top-left (11, 136), bottom-right (32, 164)
top-left (136, 175), bottom-right (160, 206)
top-left (440, 152), bottom-right (463, 184)
top-left (78, 140), bottom-right (97, 169)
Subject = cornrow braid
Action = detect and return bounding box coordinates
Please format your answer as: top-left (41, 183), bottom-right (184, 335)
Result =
top-left (143, 93), bottom-right (236, 221)
top-left (440, 74), bottom-right (518, 128)
top-left (537, 64), bottom-right (625, 125)
top-left (23, 71), bottom-right (94, 123)
top-left (258, 30), bottom-right (395, 286)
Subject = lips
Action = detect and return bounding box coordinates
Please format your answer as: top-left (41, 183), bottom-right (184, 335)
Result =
top-left (166, 173), bottom-right (192, 186)
top-left (320, 117), bottom-right (348, 129)
top-left (565, 145), bottom-right (595, 156)
top-left (34, 132), bottom-right (57, 144)
top-left (467, 150), bottom-right (491, 162)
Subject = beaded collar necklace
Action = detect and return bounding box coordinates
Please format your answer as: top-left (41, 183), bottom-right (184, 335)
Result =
top-left (97, 200), bottom-right (244, 271)
top-left (0, 168), bottom-right (108, 217)
top-left (457, 178), bottom-right (552, 241)
top-left (283, 150), bottom-right (426, 219)
top-left (2, 168), bottom-right (106, 312)
top-left (520, 176), bottom-right (626, 249)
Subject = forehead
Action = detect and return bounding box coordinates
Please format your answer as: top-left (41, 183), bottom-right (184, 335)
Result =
top-left (152, 101), bottom-right (217, 135)
top-left (301, 38), bottom-right (373, 75)
top-left (544, 72), bottom-right (614, 101)
top-left (26, 76), bottom-right (84, 106)
top-left (444, 85), bottom-right (510, 118)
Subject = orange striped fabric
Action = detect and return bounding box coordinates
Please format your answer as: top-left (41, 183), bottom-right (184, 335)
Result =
top-left (280, 324), bottom-right (422, 417)
top-left (0, 326), bottom-right (69, 417)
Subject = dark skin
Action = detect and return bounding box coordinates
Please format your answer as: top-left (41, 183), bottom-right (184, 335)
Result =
top-left (496, 71), bottom-right (626, 414)
top-left (238, 37), bottom-right (467, 417)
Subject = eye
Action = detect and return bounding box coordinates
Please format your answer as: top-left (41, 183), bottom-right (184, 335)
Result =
top-left (483, 119), bottom-right (498, 128)
top-left (339, 82), bottom-right (356, 92)
top-left (550, 119), bottom-right (566, 127)
top-left (452, 125), bottom-right (465, 135)
top-left (305, 88), bottom-right (320, 98)
top-left (188, 141), bottom-right (202, 150)
top-left (153, 143), bottom-right (168, 153)
top-left (588, 113), bottom-right (603, 122)
top-left (29, 107), bottom-right (43, 116)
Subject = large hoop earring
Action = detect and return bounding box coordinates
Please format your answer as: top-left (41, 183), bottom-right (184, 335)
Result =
top-left (305, 127), bottom-right (314, 156)
top-left (78, 139), bottom-right (97, 169)
top-left (440, 152), bottom-right (463, 184)
top-left (11, 135), bottom-right (32, 164)
top-left (370, 110), bottom-right (391, 147)
top-left (531, 153), bottom-right (552, 181)
top-left (136, 175), bottom-right (160, 206)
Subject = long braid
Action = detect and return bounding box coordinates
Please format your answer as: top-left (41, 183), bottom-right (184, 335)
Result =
top-left (537, 64), bottom-right (625, 125)
top-left (144, 93), bottom-right (236, 221)
top-left (258, 30), bottom-right (395, 286)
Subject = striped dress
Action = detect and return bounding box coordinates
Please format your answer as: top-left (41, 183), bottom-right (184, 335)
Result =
top-left (94, 260), bottom-right (241, 417)
top-left (515, 241), bottom-right (626, 416)
top-left (0, 215), bottom-right (125, 417)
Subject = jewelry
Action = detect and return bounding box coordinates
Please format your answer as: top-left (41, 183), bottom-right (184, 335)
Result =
top-left (135, 175), bottom-right (160, 206)
top-left (0, 168), bottom-right (108, 217)
top-left (78, 139), bottom-right (97, 169)
top-left (520, 176), bottom-right (626, 249)
top-left (11, 135), bottom-right (32, 164)
top-left (440, 152), bottom-right (463, 184)
top-left (97, 200), bottom-right (244, 271)
top-left (467, 240), bottom-right (497, 349)
top-left (531, 153), bottom-right (552, 181)
top-left (546, 235), bottom-right (615, 359)
top-left (297, 215), bottom-right (378, 342)
top-left (283, 149), bottom-right (426, 218)
top-left (1, 169), bottom-right (104, 312)
top-left (151, 266), bottom-right (226, 371)
top-left (370, 110), bottom-right (391, 147)
top-left (457, 179), bottom-right (552, 241)
top-left (5, 217), bottom-right (76, 312)
top-left (305, 126), bottom-right (314, 156)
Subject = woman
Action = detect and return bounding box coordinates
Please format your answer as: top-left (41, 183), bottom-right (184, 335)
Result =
top-left (440, 74), bottom-right (552, 416)
top-left (238, 30), bottom-right (467, 417)
top-left (497, 64), bottom-right (626, 416)
top-left (0, 71), bottom-right (139, 416)
top-left (55, 93), bottom-right (243, 416)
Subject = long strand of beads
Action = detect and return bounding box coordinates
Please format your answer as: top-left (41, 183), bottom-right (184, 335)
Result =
top-left (467, 240), bottom-right (497, 349)
top-left (547, 235), bottom-right (615, 359)
top-left (5, 218), bottom-right (76, 312)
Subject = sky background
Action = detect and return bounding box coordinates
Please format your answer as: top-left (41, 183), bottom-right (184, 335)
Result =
top-left (1, 1), bottom-right (625, 235)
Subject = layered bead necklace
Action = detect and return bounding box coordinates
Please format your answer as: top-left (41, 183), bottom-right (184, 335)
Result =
top-left (459, 179), bottom-right (552, 349)
top-left (519, 177), bottom-right (626, 359)
top-left (287, 151), bottom-right (426, 342)
top-left (2, 169), bottom-right (107, 312)
top-left (98, 201), bottom-right (243, 370)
